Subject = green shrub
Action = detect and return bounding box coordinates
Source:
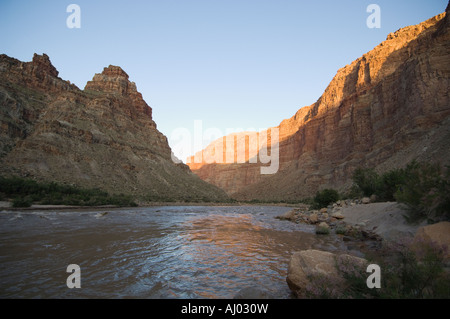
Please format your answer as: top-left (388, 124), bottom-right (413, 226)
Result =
top-left (377, 168), bottom-right (407, 201)
top-left (0, 176), bottom-right (137, 207)
top-left (313, 189), bottom-right (339, 209)
top-left (342, 184), bottom-right (364, 200)
top-left (395, 161), bottom-right (449, 223)
top-left (12, 197), bottom-right (33, 208)
top-left (306, 238), bottom-right (449, 299)
top-left (351, 164), bottom-right (434, 204)
top-left (352, 168), bottom-right (380, 198)
top-left (373, 238), bottom-right (450, 298)
top-left (315, 225), bottom-right (330, 235)
top-left (335, 224), bottom-right (347, 235)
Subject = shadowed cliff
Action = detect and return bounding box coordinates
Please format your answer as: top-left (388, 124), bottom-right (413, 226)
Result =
top-left (0, 54), bottom-right (229, 202)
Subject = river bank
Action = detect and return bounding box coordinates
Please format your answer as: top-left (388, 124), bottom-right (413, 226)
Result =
top-left (277, 200), bottom-right (427, 242)
top-left (0, 200), bottom-right (302, 212)
top-left (279, 200), bottom-right (450, 298)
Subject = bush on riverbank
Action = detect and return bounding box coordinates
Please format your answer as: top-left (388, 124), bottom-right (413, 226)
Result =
top-left (372, 238), bottom-right (450, 298)
top-left (351, 161), bottom-right (449, 223)
top-left (12, 196), bottom-right (33, 208)
top-left (395, 161), bottom-right (450, 223)
top-left (351, 167), bottom-right (407, 202)
top-left (312, 189), bottom-right (340, 209)
top-left (0, 176), bottom-right (137, 207)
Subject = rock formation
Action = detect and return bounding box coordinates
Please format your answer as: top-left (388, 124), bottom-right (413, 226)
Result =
top-left (0, 53), bottom-right (229, 201)
top-left (187, 10), bottom-right (450, 201)
top-left (414, 221), bottom-right (450, 260)
top-left (286, 249), bottom-right (367, 298)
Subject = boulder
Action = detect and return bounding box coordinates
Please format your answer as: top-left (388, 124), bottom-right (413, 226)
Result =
top-left (309, 213), bottom-right (318, 224)
top-left (276, 209), bottom-right (297, 221)
top-left (362, 197), bottom-right (371, 204)
top-left (286, 250), bottom-right (367, 298)
top-left (414, 221), bottom-right (450, 259)
top-left (331, 212), bottom-right (344, 219)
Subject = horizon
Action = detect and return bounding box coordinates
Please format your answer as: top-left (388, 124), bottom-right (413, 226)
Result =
top-left (1, 0), bottom-right (447, 162)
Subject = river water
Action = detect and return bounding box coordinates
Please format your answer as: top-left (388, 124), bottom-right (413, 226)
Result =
top-left (0, 205), bottom-right (351, 299)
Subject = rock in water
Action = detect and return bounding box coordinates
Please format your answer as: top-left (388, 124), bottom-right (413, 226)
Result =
top-left (276, 209), bottom-right (297, 221)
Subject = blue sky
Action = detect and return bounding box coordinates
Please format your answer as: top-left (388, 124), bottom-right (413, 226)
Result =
top-left (0, 0), bottom-right (447, 161)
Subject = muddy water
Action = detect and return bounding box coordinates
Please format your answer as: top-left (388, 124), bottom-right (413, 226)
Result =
top-left (0, 206), bottom-right (349, 299)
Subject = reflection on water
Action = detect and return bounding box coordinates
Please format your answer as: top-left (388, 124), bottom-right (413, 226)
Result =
top-left (0, 206), bottom-right (348, 299)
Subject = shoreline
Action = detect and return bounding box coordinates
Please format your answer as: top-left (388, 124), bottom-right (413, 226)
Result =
top-left (0, 200), bottom-right (299, 212)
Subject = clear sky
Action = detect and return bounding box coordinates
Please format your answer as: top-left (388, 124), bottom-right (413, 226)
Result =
top-left (1, 0), bottom-right (447, 162)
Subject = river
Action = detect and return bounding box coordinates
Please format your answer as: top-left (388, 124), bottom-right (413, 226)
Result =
top-left (0, 205), bottom-right (350, 299)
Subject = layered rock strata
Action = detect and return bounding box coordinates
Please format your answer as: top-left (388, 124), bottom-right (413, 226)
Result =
top-left (0, 53), bottom-right (229, 201)
top-left (188, 10), bottom-right (450, 200)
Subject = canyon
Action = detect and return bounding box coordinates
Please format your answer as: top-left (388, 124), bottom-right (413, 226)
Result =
top-left (0, 54), bottom-right (229, 202)
top-left (187, 8), bottom-right (450, 201)
top-left (1, 8), bottom-right (449, 203)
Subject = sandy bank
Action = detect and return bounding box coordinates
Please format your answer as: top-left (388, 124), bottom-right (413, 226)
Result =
top-left (339, 202), bottom-right (426, 241)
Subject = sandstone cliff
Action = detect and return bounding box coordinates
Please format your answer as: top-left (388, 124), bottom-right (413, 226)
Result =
top-left (188, 10), bottom-right (450, 200)
top-left (0, 53), bottom-right (229, 201)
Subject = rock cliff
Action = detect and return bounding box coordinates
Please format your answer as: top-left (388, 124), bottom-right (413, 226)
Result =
top-left (0, 53), bottom-right (229, 201)
top-left (188, 10), bottom-right (450, 200)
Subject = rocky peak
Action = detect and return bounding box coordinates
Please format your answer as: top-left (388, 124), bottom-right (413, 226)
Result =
top-left (101, 65), bottom-right (130, 79)
top-left (0, 53), bottom-right (229, 202)
top-left (0, 53), bottom-right (77, 93)
top-left (31, 53), bottom-right (59, 77)
top-left (84, 65), bottom-right (137, 95)
top-left (84, 65), bottom-right (153, 119)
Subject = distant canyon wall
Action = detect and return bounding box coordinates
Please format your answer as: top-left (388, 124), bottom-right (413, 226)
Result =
top-left (188, 10), bottom-right (450, 200)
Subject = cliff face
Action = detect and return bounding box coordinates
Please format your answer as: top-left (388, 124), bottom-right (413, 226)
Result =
top-left (0, 53), bottom-right (229, 201)
top-left (188, 11), bottom-right (450, 200)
